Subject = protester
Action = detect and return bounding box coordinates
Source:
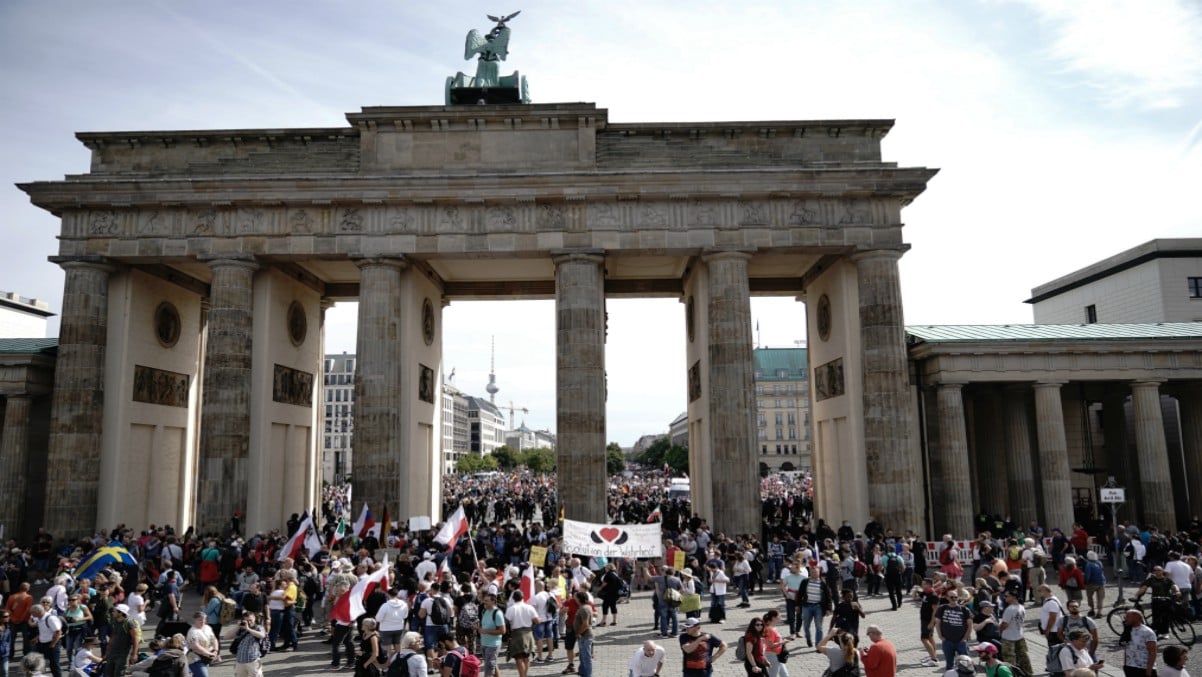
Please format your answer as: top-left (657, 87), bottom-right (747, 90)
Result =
top-left (860, 625), bottom-right (897, 677)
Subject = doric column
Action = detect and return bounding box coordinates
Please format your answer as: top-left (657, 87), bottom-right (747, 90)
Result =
top-left (0, 395), bottom-right (33, 534)
top-left (1101, 390), bottom-right (1135, 515)
top-left (1033, 381), bottom-right (1074, 531)
top-left (702, 250), bottom-right (759, 536)
top-left (935, 383), bottom-right (974, 538)
top-left (196, 255), bottom-right (259, 534)
top-left (853, 249), bottom-right (921, 532)
top-left (1176, 385), bottom-right (1202, 517)
top-left (975, 388), bottom-right (1009, 516)
top-left (1131, 380), bottom-right (1174, 528)
top-left (553, 250), bottom-right (608, 524)
top-left (1003, 385), bottom-right (1038, 526)
top-left (43, 258), bottom-right (114, 538)
top-left (352, 258), bottom-right (407, 523)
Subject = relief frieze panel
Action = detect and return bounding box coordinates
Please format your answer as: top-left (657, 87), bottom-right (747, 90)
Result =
top-left (132, 365), bottom-right (190, 408)
top-left (272, 364), bottom-right (314, 407)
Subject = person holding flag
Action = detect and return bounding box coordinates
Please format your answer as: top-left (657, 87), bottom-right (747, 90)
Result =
top-left (353, 504), bottom-right (375, 540)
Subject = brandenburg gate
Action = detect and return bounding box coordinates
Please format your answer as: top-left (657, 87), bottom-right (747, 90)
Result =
top-left (18, 102), bottom-right (936, 539)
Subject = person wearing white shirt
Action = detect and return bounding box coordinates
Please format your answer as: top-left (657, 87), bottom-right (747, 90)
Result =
top-left (414, 553), bottom-right (437, 584)
top-left (1164, 553), bottom-right (1194, 592)
top-left (504, 592), bottom-right (540, 677)
top-left (1058, 628), bottom-right (1104, 673)
top-left (628, 640), bottom-right (665, 677)
top-left (375, 588), bottom-right (410, 662)
top-left (530, 581), bottom-right (554, 663)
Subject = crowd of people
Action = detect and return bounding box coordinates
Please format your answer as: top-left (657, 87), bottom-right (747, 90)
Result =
top-left (2, 470), bottom-right (1202, 677)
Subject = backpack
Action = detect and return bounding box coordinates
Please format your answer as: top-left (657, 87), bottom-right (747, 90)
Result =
top-left (146, 651), bottom-right (186, 677)
top-left (430, 596), bottom-right (451, 625)
top-left (852, 559), bottom-right (867, 578)
top-left (457, 600), bottom-right (480, 630)
top-left (387, 652), bottom-right (422, 677)
top-left (545, 594), bottom-right (559, 618)
top-left (446, 646), bottom-right (481, 677)
top-left (1045, 643), bottom-right (1079, 677)
top-left (884, 554), bottom-right (902, 576)
top-left (1002, 661), bottom-right (1030, 677)
top-left (735, 637), bottom-right (747, 662)
top-left (219, 597), bottom-right (237, 625)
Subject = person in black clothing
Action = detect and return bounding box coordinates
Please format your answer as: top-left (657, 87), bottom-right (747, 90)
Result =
top-left (829, 589), bottom-right (865, 641)
top-left (597, 564), bottom-right (624, 626)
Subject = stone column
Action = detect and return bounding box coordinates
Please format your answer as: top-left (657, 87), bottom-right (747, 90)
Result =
top-left (853, 249), bottom-right (921, 532)
top-left (352, 258), bottom-right (407, 522)
top-left (0, 395), bottom-right (32, 534)
top-left (1131, 380), bottom-right (1175, 528)
top-left (702, 250), bottom-right (759, 536)
top-left (43, 258), bottom-right (114, 538)
top-left (1033, 381), bottom-right (1074, 531)
top-left (1003, 385), bottom-right (1038, 526)
top-left (1176, 385), bottom-right (1202, 517)
top-left (196, 256), bottom-right (258, 534)
top-left (1101, 390), bottom-right (1134, 521)
top-left (975, 388), bottom-right (1009, 516)
top-left (553, 250), bottom-right (608, 524)
top-left (935, 383), bottom-right (974, 538)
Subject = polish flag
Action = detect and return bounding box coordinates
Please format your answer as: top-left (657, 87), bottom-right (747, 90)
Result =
top-left (434, 505), bottom-right (469, 548)
top-left (519, 562), bottom-right (536, 602)
top-left (353, 503), bottom-right (375, 539)
top-left (278, 513), bottom-right (322, 562)
top-left (348, 555), bottom-right (390, 621)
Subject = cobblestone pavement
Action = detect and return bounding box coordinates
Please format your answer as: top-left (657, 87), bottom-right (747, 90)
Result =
top-left (60, 581), bottom-right (1195, 676)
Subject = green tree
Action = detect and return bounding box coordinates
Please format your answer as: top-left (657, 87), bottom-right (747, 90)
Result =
top-left (523, 447), bottom-right (557, 473)
top-left (664, 445), bottom-right (689, 473)
top-left (492, 445), bottom-right (521, 470)
top-left (455, 453), bottom-right (499, 474)
top-left (606, 442), bottom-right (626, 475)
top-left (637, 437), bottom-right (671, 467)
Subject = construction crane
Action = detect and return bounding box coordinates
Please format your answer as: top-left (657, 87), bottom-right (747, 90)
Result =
top-left (501, 401), bottom-right (529, 429)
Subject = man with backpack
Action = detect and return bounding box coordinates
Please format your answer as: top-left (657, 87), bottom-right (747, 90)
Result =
top-left (420, 583), bottom-right (456, 664)
top-left (882, 549), bottom-right (905, 610)
top-left (477, 593), bottom-right (505, 677)
top-left (435, 631), bottom-right (481, 677)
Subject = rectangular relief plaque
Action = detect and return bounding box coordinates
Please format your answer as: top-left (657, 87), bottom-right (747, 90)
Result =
top-left (132, 365), bottom-right (190, 408)
top-left (688, 361), bottom-right (701, 403)
top-left (813, 357), bottom-right (845, 402)
top-left (273, 364), bottom-right (314, 407)
top-left (419, 364), bottom-right (435, 403)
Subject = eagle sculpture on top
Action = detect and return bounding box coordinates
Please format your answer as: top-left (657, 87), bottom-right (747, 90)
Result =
top-left (446, 11), bottom-right (531, 105)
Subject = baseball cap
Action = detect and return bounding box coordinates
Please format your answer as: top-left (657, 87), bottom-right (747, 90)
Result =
top-left (974, 642), bottom-right (998, 655)
top-left (683, 618), bottom-right (701, 629)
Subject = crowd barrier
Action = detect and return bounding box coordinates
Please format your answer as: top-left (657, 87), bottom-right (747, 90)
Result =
top-left (920, 537), bottom-right (1107, 567)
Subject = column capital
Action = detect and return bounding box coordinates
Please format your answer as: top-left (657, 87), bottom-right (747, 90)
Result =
top-left (700, 248), bottom-right (754, 264)
top-left (1033, 381), bottom-right (1068, 390)
top-left (49, 255), bottom-right (116, 274)
top-left (1131, 379), bottom-right (1167, 390)
top-left (351, 255), bottom-right (410, 271)
top-left (199, 254), bottom-right (259, 273)
top-left (936, 382), bottom-right (967, 392)
top-left (550, 248), bottom-right (605, 267)
top-left (849, 247), bottom-right (909, 264)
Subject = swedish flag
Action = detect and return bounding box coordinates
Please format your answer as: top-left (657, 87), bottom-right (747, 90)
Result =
top-left (73, 542), bottom-right (138, 581)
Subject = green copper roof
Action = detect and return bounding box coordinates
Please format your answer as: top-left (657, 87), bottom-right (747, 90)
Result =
top-left (754, 347), bottom-right (808, 380)
top-left (906, 323), bottom-right (1202, 343)
top-left (0, 337), bottom-right (57, 353)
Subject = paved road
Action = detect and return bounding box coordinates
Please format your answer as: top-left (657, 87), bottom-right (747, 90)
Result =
top-left (155, 580), bottom-right (1199, 676)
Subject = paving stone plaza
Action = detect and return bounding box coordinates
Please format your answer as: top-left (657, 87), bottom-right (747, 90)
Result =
top-left (159, 577), bottom-right (1198, 676)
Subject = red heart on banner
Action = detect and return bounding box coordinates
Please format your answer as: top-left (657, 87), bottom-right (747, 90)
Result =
top-left (599, 527), bottom-right (621, 543)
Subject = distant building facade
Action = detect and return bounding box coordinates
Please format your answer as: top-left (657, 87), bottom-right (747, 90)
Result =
top-left (467, 396), bottom-right (505, 457)
top-left (505, 423), bottom-right (556, 452)
top-left (668, 412), bottom-right (688, 449)
top-left (754, 347), bottom-right (811, 475)
top-left (1028, 239), bottom-right (1202, 324)
top-left (0, 292), bottom-right (53, 339)
top-left (323, 353), bottom-right (356, 482)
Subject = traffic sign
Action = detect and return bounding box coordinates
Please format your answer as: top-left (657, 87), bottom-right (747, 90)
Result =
top-left (1100, 487), bottom-right (1125, 503)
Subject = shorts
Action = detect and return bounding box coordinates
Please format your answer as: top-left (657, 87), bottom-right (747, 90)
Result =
top-left (381, 629), bottom-right (405, 646)
top-left (423, 624), bottom-right (446, 648)
top-left (533, 620), bottom-right (553, 640)
top-left (564, 628), bottom-right (578, 651)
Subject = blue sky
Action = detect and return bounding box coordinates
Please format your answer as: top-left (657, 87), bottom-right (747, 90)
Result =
top-left (2, 0), bottom-right (1199, 445)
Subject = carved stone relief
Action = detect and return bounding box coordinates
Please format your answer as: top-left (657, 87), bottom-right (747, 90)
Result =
top-left (814, 357), bottom-right (845, 402)
top-left (273, 364), bottom-right (314, 407)
top-left (133, 365), bottom-right (190, 408)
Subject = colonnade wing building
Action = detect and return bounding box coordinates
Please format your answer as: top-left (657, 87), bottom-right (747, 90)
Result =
top-left (911, 239), bottom-right (1202, 539)
top-left (15, 103), bottom-right (937, 540)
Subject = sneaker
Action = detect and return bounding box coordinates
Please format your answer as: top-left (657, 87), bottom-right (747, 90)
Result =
top-left (561, 665), bottom-right (576, 674)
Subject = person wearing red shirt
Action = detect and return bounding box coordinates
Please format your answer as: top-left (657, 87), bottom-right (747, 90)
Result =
top-left (860, 625), bottom-right (897, 677)
top-left (1069, 525), bottom-right (1090, 555)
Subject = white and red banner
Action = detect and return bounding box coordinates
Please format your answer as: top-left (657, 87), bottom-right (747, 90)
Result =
top-left (434, 505), bottom-right (469, 548)
top-left (561, 519), bottom-right (663, 559)
top-left (278, 513), bottom-right (322, 562)
top-left (348, 554), bottom-right (390, 620)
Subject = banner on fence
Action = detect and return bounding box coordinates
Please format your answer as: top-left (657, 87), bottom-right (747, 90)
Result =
top-left (561, 519), bottom-right (664, 558)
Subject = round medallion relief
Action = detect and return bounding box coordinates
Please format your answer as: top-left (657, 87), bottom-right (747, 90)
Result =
top-left (422, 298), bottom-right (435, 346)
top-left (154, 302), bottom-right (181, 348)
top-left (287, 301), bottom-right (307, 346)
top-left (816, 294), bottom-right (832, 342)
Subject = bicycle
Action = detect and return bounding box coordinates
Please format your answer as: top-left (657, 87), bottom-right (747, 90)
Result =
top-left (1106, 597), bottom-right (1196, 646)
